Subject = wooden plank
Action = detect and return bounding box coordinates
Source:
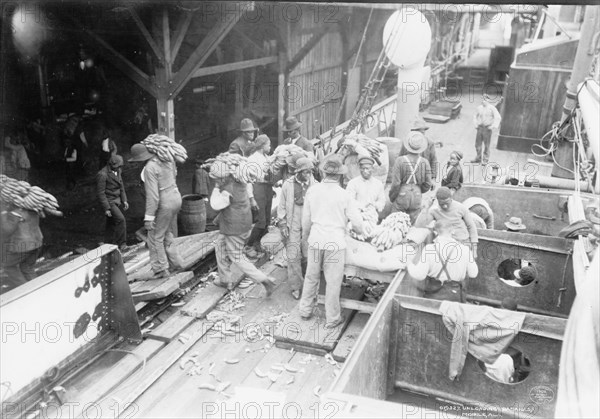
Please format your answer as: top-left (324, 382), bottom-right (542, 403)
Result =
top-left (132, 271), bottom-right (193, 302)
top-left (332, 312), bottom-right (370, 362)
top-left (191, 56), bottom-right (278, 79)
top-left (92, 318), bottom-right (213, 417)
top-left (317, 296), bottom-right (375, 314)
top-left (274, 341), bottom-right (328, 357)
top-left (274, 285), bottom-right (366, 353)
top-left (423, 114), bottom-right (451, 123)
top-left (179, 283), bottom-right (228, 319)
top-left (58, 340), bottom-right (165, 419)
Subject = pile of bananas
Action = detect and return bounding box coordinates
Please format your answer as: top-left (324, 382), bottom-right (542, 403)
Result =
top-left (341, 134), bottom-right (385, 164)
top-left (203, 152), bottom-right (259, 184)
top-left (141, 134), bottom-right (188, 164)
top-left (0, 175), bottom-right (62, 217)
top-left (349, 205), bottom-right (379, 241)
top-left (269, 144), bottom-right (314, 170)
top-left (370, 211), bottom-right (411, 251)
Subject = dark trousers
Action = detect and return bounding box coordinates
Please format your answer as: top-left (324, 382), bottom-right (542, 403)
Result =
top-left (3, 248), bottom-right (40, 290)
top-left (247, 183), bottom-right (273, 250)
top-left (475, 126), bottom-right (492, 163)
top-left (105, 203), bottom-right (127, 247)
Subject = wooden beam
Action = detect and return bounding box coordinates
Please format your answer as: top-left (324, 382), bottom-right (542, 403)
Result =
top-left (285, 25), bottom-right (330, 73)
top-left (191, 56), bottom-right (277, 79)
top-left (171, 4), bottom-right (246, 96)
top-left (170, 11), bottom-right (193, 65)
top-left (129, 7), bottom-right (164, 63)
top-left (317, 295), bottom-right (376, 313)
top-left (73, 20), bottom-right (157, 97)
top-left (162, 7), bottom-right (172, 79)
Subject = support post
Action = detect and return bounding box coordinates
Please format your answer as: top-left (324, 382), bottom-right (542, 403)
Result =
top-left (234, 48), bottom-right (244, 117)
top-left (278, 51), bottom-right (287, 144)
top-left (395, 65), bottom-right (425, 141)
top-left (156, 97), bottom-right (175, 139)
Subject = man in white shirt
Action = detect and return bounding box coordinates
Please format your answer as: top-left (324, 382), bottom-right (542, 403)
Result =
top-left (472, 97), bottom-right (501, 164)
top-left (345, 155), bottom-right (386, 214)
top-left (408, 219), bottom-right (478, 302)
top-left (300, 154), bottom-right (364, 328)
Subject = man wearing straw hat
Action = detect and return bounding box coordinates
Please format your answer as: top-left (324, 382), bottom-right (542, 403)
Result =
top-left (282, 116), bottom-right (314, 153)
top-left (389, 131), bottom-right (433, 224)
top-left (129, 143), bottom-right (181, 279)
top-left (208, 159), bottom-right (276, 296)
top-left (399, 116), bottom-right (439, 181)
top-left (229, 118), bottom-right (258, 157)
top-left (299, 154), bottom-right (364, 329)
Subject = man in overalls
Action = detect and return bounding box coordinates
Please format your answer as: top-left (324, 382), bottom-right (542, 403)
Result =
top-left (389, 132), bottom-right (432, 224)
top-left (407, 219), bottom-right (478, 302)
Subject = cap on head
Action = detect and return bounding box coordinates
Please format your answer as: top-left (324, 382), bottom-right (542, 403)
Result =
top-left (109, 154), bottom-right (123, 167)
top-left (320, 154), bottom-right (347, 175)
top-left (436, 187), bottom-right (452, 201)
top-left (451, 150), bottom-right (463, 160)
top-left (515, 265), bottom-right (536, 284)
top-left (295, 157), bottom-right (313, 172)
top-left (358, 155), bottom-right (375, 166)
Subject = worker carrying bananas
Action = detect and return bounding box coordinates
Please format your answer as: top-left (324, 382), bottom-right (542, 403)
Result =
top-left (229, 118), bottom-right (258, 157)
top-left (128, 143), bottom-right (182, 279)
top-left (345, 155), bottom-right (386, 214)
top-left (389, 132), bottom-right (433, 224)
top-left (96, 155), bottom-right (129, 250)
top-left (1, 203), bottom-right (43, 292)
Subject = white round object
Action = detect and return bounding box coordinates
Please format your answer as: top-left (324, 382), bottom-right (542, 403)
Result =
top-left (383, 8), bottom-right (432, 69)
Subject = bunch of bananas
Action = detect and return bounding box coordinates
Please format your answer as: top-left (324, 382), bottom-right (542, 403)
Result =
top-left (0, 175), bottom-right (62, 217)
top-left (268, 144), bottom-right (314, 171)
top-left (349, 205), bottom-right (379, 242)
top-left (141, 134), bottom-right (188, 164)
top-left (370, 211), bottom-right (411, 251)
top-left (341, 134), bottom-right (385, 164)
top-left (204, 152), bottom-right (259, 184)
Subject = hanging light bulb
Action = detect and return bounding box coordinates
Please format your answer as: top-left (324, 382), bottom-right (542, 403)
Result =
top-left (79, 60), bottom-right (85, 70)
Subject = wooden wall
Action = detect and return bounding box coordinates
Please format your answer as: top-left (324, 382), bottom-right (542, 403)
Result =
top-left (497, 38), bottom-right (578, 152)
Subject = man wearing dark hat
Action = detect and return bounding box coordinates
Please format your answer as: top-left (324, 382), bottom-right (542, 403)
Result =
top-left (389, 131), bottom-right (433, 224)
top-left (399, 116), bottom-right (439, 181)
top-left (229, 118), bottom-right (258, 157)
top-left (346, 155), bottom-right (386, 213)
top-left (129, 143), bottom-right (182, 278)
top-left (300, 154), bottom-right (364, 328)
top-left (417, 186), bottom-right (478, 251)
top-left (277, 157), bottom-right (316, 300)
top-left (282, 117), bottom-right (314, 153)
top-left (96, 154), bottom-right (129, 250)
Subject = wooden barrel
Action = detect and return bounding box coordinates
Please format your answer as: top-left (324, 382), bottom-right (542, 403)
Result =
top-left (178, 194), bottom-right (206, 236)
